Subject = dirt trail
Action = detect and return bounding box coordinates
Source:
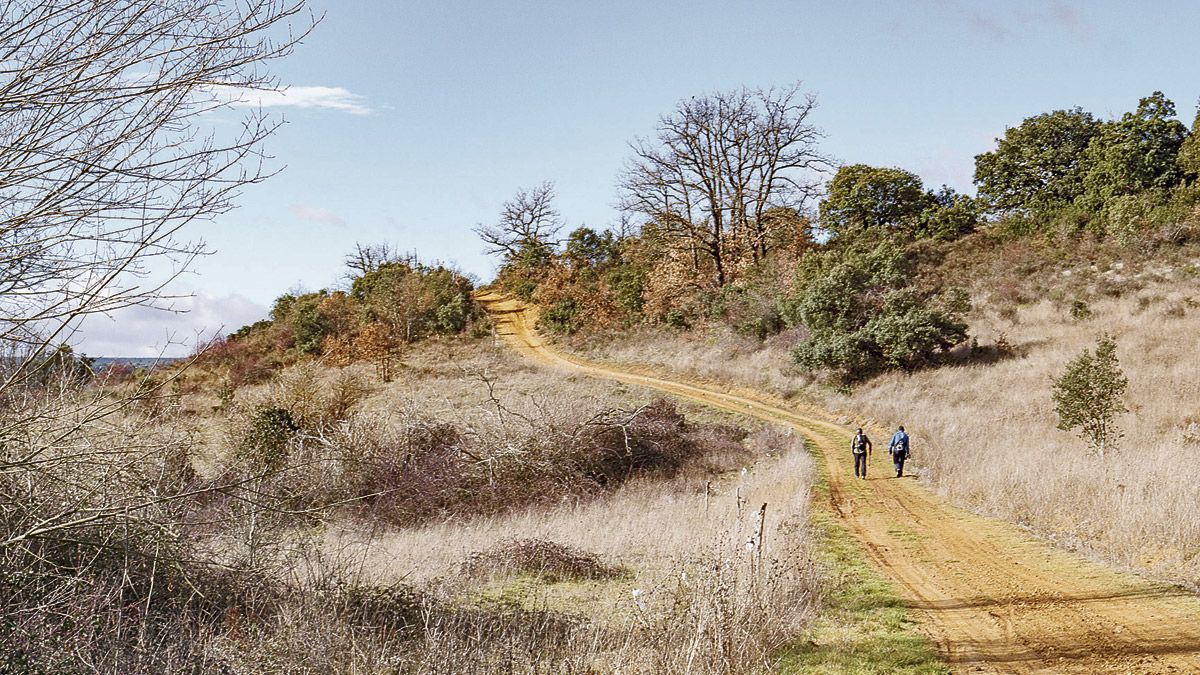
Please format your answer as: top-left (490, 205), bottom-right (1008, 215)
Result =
top-left (477, 290), bottom-right (1200, 673)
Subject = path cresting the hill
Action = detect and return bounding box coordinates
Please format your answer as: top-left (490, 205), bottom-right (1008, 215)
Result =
top-left (476, 290), bottom-right (1200, 674)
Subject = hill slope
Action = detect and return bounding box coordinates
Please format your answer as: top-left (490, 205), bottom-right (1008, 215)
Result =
top-left (478, 289), bottom-right (1200, 674)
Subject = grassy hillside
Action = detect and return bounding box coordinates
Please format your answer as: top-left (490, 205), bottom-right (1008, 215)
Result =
top-left (8, 335), bottom-right (853, 672)
top-left (565, 234), bottom-right (1200, 590)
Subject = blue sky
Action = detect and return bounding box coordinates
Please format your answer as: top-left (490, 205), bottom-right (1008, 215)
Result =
top-left (79, 0), bottom-right (1200, 355)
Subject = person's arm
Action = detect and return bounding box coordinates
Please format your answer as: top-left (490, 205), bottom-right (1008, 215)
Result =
top-left (866, 437), bottom-right (873, 456)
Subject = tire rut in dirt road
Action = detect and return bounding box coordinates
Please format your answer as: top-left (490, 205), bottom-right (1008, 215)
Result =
top-left (477, 290), bottom-right (1200, 674)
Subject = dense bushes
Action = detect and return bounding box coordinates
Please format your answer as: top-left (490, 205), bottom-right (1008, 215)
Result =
top-left (197, 254), bottom-right (482, 385)
top-left (784, 239), bottom-right (969, 382)
top-left (228, 372), bottom-right (749, 523)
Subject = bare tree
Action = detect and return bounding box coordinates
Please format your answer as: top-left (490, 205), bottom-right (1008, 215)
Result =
top-left (620, 83), bottom-right (830, 286)
top-left (0, 2), bottom-right (316, 662)
top-left (344, 241), bottom-right (413, 276)
top-left (474, 181), bottom-right (564, 260)
top-left (0, 0), bottom-right (312, 387)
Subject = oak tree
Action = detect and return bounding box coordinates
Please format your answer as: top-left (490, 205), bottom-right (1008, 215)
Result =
top-left (620, 83), bottom-right (830, 287)
top-left (973, 108), bottom-right (1102, 214)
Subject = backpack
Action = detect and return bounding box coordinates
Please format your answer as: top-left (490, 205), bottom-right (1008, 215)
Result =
top-left (852, 434), bottom-right (867, 454)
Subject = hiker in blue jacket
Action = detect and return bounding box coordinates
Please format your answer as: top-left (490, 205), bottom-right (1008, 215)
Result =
top-left (888, 426), bottom-right (910, 478)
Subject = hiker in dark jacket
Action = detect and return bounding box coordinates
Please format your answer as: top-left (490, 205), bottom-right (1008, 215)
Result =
top-left (851, 428), bottom-right (872, 480)
top-left (888, 426), bottom-right (910, 478)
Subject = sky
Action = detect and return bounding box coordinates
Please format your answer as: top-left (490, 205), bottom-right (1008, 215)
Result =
top-left (77, 0), bottom-right (1200, 356)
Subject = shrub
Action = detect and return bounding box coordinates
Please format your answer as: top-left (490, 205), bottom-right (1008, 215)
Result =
top-left (664, 309), bottom-right (689, 329)
top-left (1051, 333), bottom-right (1128, 457)
top-left (540, 299), bottom-right (578, 335)
top-left (240, 405), bottom-right (299, 471)
top-left (281, 397), bottom-right (748, 525)
top-left (459, 539), bottom-right (624, 582)
top-left (785, 239), bottom-right (969, 382)
top-left (605, 264), bottom-right (646, 316)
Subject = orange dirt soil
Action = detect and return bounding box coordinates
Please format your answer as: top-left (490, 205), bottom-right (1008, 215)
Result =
top-left (477, 290), bottom-right (1200, 674)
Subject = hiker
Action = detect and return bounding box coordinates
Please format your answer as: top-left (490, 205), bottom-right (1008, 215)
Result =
top-left (851, 428), bottom-right (872, 480)
top-left (889, 426), bottom-right (910, 478)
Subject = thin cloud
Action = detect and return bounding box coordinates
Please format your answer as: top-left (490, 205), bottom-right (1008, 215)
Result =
top-left (926, 0), bottom-right (1093, 44)
top-left (1047, 2), bottom-right (1092, 42)
top-left (214, 85), bottom-right (372, 115)
top-left (964, 11), bottom-right (1013, 42)
top-left (74, 292), bottom-right (268, 357)
top-left (921, 0), bottom-right (1012, 42)
top-left (289, 204), bottom-right (347, 228)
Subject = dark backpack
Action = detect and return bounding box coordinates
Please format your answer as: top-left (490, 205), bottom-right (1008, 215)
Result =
top-left (852, 434), bottom-right (867, 454)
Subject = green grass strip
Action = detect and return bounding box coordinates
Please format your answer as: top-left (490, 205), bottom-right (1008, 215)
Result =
top-left (778, 450), bottom-right (947, 673)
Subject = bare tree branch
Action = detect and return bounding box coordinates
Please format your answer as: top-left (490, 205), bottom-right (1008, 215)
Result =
top-left (474, 181), bottom-right (564, 259)
top-left (619, 83), bottom-right (831, 286)
top-left (0, 0), bottom-right (315, 392)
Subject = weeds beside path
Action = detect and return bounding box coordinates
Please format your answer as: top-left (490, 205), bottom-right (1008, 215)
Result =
top-left (477, 289), bottom-right (1200, 674)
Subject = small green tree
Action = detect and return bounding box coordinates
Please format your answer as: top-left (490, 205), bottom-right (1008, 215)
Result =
top-left (563, 226), bottom-right (620, 271)
top-left (1051, 334), bottom-right (1128, 457)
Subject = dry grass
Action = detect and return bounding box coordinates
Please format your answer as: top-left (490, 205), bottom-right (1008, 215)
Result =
top-left (2, 337), bottom-right (823, 673)
top-left (841, 283), bottom-right (1200, 586)
top-left (571, 266), bottom-right (1200, 589)
top-left (324, 428), bottom-right (820, 674)
top-left (578, 324), bottom-right (810, 399)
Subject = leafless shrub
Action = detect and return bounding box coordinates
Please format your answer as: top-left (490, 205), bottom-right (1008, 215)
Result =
top-left (459, 538), bottom-right (625, 582)
top-left (227, 381), bottom-right (754, 526)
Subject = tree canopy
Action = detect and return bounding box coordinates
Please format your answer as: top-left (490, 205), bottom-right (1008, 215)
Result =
top-left (1179, 107), bottom-right (1200, 180)
top-left (820, 164), bottom-right (930, 237)
top-left (620, 83), bottom-right (830, 286)
top-left (1080, 92), bottom-right (1188, 209)
top-left (819, 166), bottom-right (978, 241)
top-left (474, 182), bottom-right (564, 261)
top-left (973, 108), bottom-right (1102, 214)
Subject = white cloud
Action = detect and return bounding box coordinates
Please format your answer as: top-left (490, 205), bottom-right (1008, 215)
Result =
top-left (289, 204), bottom-right (347, 228)
top-left (214, 84), bottom-right (372, 115)
top-left (74, 292), bottom-right (268, 357)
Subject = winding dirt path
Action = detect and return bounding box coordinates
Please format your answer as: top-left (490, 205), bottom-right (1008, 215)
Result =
top-left (477, 290), bottom-right (1200, 674)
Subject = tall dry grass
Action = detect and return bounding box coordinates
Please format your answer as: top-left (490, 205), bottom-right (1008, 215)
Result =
top-left (204, 341), bottom-right (825, 672)
top-left (577, 270), bottom-right (1200, 588)
top-left (3, 338), bottom-right (823, 673)
top-left (325, 426), bottom-right (820, 674)
top-left (843, 286), bottom-right (1200, 585)
top-left (578, 324), bottom-right (811, 398)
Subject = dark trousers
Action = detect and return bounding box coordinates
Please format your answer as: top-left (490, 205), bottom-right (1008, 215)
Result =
top-left (853, 453), bottom-right (867, 478)
top-left (893, 453), bottom-right (906, 477)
